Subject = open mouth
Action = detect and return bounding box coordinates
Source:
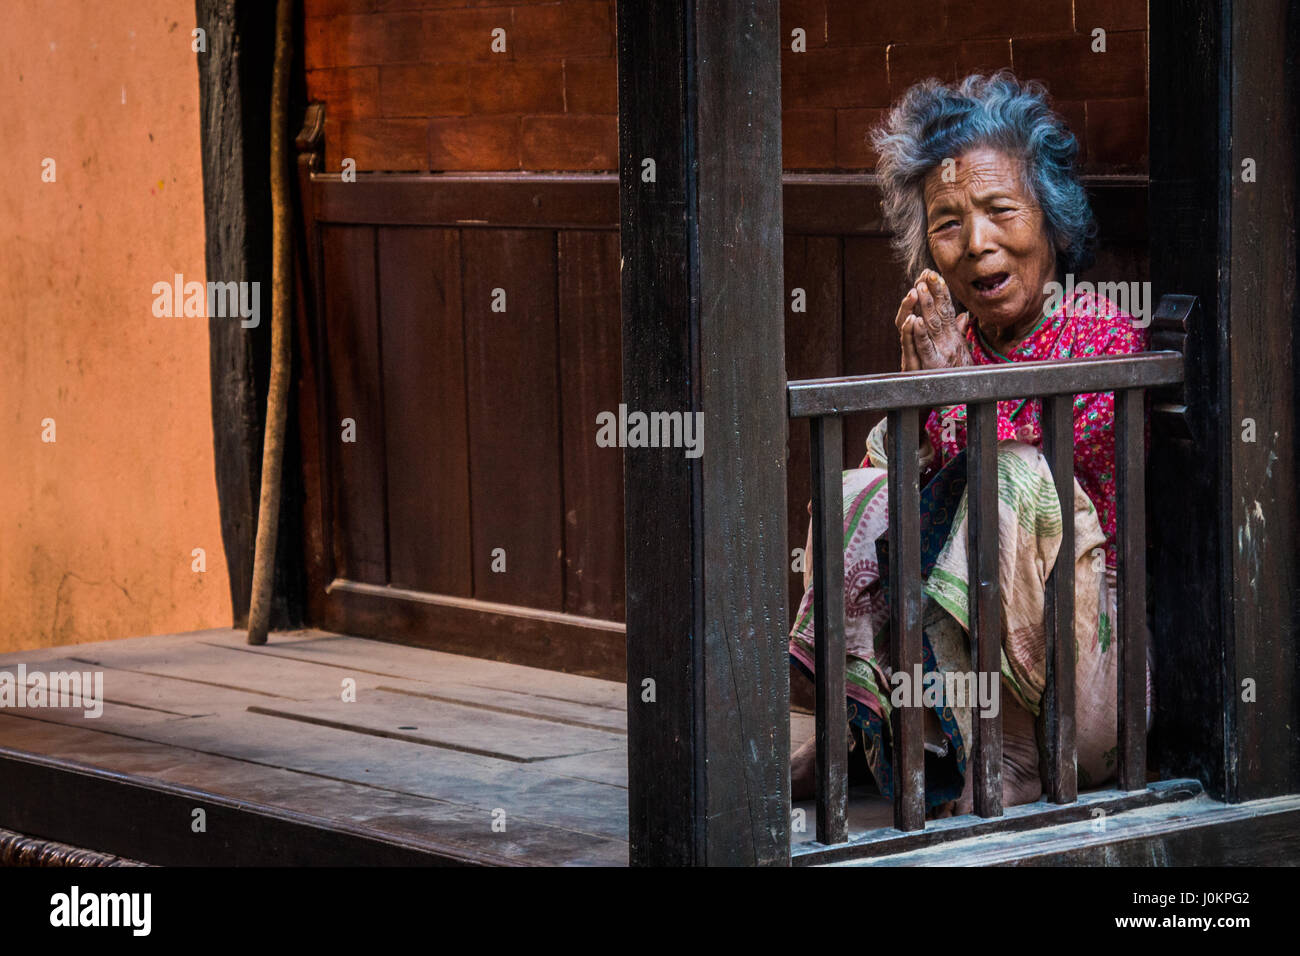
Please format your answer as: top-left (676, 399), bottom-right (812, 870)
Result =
top-left (971, 272), bottom-right (1011, 294)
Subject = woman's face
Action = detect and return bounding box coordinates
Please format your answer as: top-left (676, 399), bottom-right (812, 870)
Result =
top-left (922, 146), bottom-right (1058, 341)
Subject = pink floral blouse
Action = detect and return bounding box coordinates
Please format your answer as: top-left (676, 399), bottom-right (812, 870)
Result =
top-left (872, 290), bottom-right (1149, 568)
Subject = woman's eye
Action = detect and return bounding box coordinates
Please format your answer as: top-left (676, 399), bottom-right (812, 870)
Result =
top-left (991, 206), bottom-right (1012, 214)
top-left (938, 220), bottom-right (959, 230)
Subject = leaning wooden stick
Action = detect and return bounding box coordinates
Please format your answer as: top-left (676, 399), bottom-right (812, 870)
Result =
top-left (248, 0), bottom-right (294, 645)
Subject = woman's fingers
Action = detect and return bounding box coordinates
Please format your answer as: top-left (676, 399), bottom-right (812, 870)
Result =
top-left (915, 282), bottom-right (949, 365)
top-left (900, 272), bottom-right (970, 371)
top-left (894, 288), bottom-right (918, 331)
top-left (912, 314), bottom-right (943, 367)
top-left (900, 315), bottom-right (923, 370)
top-left (896, 287), bottom-right (920, 371)
top-left (925, 270), bottom-right (957, 321)
top-left (917, 281), bottom-right (943, 333)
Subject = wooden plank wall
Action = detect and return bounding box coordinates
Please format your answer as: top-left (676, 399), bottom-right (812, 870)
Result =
top-left (311, 218), bottom-right (625, 622)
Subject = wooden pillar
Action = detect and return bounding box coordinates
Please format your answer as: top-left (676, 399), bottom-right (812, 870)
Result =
top-left (1218, 0), bottom-right (1300, 801)
top-left (616, 0), bottom-right (791, 865)
top-left (194, 0), bottom-right (305, 630)
top-left (1148, 0), bottom-right (1299, 800)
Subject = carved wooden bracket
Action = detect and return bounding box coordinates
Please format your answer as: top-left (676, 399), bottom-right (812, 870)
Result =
top-left (295, 102), bottom-right (324, 175)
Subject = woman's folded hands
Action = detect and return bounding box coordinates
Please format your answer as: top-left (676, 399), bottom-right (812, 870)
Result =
top-left (896, 270), bottom-right (975, 372)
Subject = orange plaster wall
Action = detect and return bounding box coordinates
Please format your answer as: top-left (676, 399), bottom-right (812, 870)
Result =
top-left (0, 2), bottom-right (232, 652)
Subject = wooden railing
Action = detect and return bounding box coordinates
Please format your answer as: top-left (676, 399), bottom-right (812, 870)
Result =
top-left (788, 296), bottom-right (1191, 847)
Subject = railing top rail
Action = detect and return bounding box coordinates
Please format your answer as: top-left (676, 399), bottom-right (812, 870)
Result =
top-left (787, 351), bottom-right (1184, 418)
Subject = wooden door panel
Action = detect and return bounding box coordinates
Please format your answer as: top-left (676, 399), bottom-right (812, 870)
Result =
top-left (320, 224), bottom-right (388, 585)
top-left (378, 226), bottom-right (472, 596)
top-left (558, 230), bottom-right (625, 621)
top-left (462, 228), bottom-right (566, 611)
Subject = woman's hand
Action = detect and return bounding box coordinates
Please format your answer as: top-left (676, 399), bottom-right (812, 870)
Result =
top-left (895, 270), bottom-right (974, 371)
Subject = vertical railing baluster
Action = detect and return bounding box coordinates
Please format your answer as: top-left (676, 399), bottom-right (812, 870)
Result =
top-left (1041, 394), bottom-right (1078, 803)
top-left (887, 408), bottom-right (925, 831)
top-left (1115, 388), bottom-right (1148, 791)
top-left (967, 401), bottom-right (1003, 816)
top-left (810, 415), bottom-right (847, 845)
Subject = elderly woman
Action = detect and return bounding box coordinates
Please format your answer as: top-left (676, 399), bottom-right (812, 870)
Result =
top-left (789, 72), bottom-right (1152, 816)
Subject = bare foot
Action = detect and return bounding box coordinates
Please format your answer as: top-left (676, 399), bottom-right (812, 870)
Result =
top-left (928, 800), bottom-right (955, 819)
top-left (932, 694), bottom-right (1043, 818)
top-left (927, 791), bottom-right (974, 820)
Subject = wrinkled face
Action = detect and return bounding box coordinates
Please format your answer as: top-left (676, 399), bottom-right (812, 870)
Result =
top-left (923, 146), bottom-right (1058, 341)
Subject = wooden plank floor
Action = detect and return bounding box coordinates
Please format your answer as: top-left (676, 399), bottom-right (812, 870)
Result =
top-left (0, 628), bottom-right (879, 865)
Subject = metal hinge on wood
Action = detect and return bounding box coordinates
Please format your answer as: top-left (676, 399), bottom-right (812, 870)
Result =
top-left (1149, 294), bottom-right (1196, 442)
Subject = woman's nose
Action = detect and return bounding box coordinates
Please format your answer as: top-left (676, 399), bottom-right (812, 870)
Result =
top-left (963, 216), bottom-right (997, 258)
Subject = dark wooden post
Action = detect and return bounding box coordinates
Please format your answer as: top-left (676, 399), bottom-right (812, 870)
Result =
top-left (617, 0), bottom-right (791, 865)
top-left (1148, 0), bottom-right (1299, 800)
top-left (966, 402), bottom-right (1002, 816)
top-left (1041, 395), bottom-right (1077, 803)
top-left (195, 0), bottom-right (305, 630)
top-left (886, 408), bottom-right (925, 830)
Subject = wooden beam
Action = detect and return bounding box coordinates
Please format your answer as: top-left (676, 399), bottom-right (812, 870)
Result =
top-left (810, 417), bottom-right (847, 845)
top-left (321, 579), bottom-right (626, 681)
top-left (617, 0), bottom-right (791, 865)
top-left (788, 353), bottom-right (1183, 417)
top-left (792, 778), bottom-right (1203, 865)
top-left (820, 791), bottom-right (1300, 867)
top-left (1221, 0), bottom-right (1300, 802)
top-left (967, 401), bottom-right (1003, 817)
top-left (0, 748), bottom-right (488, 866)
top-left (1041, 394), bottom-right (1077, 804)
top-left (195, 0), bottom-right (305, 630)
top-left (886, 408), bottom-right (925, 831)
top-left (308, 172), bottom-right (1145, 238)
top-left (1148, 0), bottom-right (1299, 801)
top-left (1115, 388), bottom-right (1148, 791)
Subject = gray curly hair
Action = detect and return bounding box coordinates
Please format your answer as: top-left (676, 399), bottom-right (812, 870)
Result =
top-left (872, 71), bottom-right (1096, 281)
